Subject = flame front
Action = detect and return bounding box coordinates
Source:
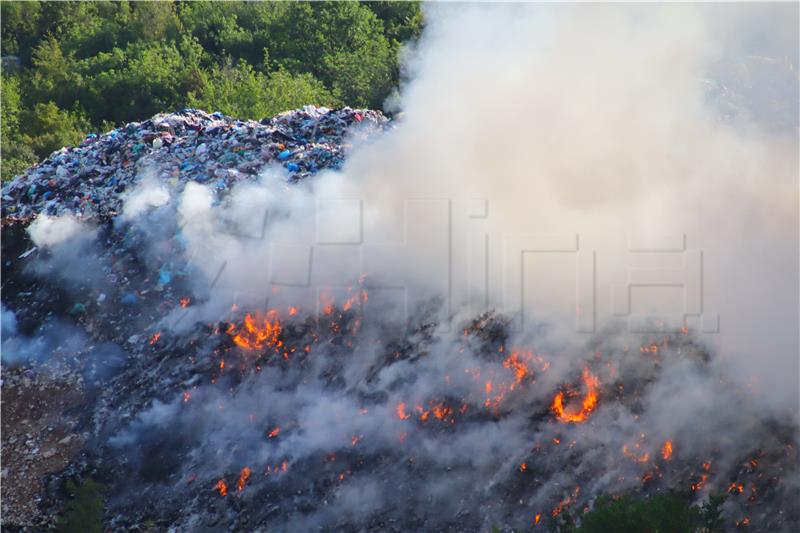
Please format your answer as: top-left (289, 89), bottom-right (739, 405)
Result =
top-left (662, 440), bottom-right (673, 460)
top-left (237, 466), bottom-right (251, 492)
top-left (226, 311), bottom-right (282, 350)
top-left (551, 367), bottom-right (599, 423)
top-left (395, 402), bottom-right (411, 420)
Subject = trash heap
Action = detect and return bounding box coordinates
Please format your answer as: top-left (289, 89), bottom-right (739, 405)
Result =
top-left (1, 106), bottom-right (389, 222)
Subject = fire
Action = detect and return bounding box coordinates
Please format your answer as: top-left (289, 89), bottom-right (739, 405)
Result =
top-left (551, 367), bottom-right (600, 423)
top-left (552, 486), bottom-right (580, 517)
top-left (182, 391), bottom-right (191, 403)
top-left (267, 426), bottom-right (280, 439)
top-left (432, 402), bottom-right (453, 420)
top-left (395, 402), bottom-right (411, 420)
top-left (691, 474), bottom-right (708, 492)
top-left (661, 440), bottom-right (673, 460)
top-left (402, 401), bottom-right (459, 423)
top-left (288, 306), bottom-right (298, 316)
top-left (728, 482), bottom-right (745, 494)
top-left (214, 479), bottom-right (227, 497)
top-left (534, 513), bottom-right (541, 525)
top-left (519, 463), bottom-right (527, 472)
top-left (149, 332), bottom-right (161, 345)
top-left (622, 444), bottom-right (650, 463)
top-left (481, 349), bottom-right (548, 412)
top-left (179, 297), bottom-right (190, 308)
top-left (502, 351), bottom-right (529, 384)
top-left (226, 311), bottom-right (282, 350)
top-left (320, 292), bottom-right (334, 315)
top-left (236, 466), bottom-right (251, 492)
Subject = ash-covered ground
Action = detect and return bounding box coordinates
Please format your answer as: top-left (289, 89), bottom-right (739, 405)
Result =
top-left (2, 107), bottom-right (798, 532)
top-left (3, 4), bottom-right (799, 533)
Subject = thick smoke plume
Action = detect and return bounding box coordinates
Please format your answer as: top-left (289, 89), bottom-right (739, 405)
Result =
top-left (164, 3), bottom-right (798, 409)
top-left (7, 3), bottom-right (799, 532)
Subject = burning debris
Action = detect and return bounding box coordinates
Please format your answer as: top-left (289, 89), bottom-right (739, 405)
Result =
top-left (2, 5), bottom-right (798, 532)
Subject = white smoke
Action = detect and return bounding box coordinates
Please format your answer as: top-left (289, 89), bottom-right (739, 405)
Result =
top-left (155, 3), bottom-right (798, 413)
top-left (28, 214), bottom-right (86, 248)
top-left (102, 4), bottom-right (799, 530)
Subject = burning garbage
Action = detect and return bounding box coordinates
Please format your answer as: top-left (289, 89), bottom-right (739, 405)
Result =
top-left (2, 5), bottom-right (798, 532)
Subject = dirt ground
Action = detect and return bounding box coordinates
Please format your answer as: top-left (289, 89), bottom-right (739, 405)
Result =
top-left (1, 367), bottom-right (85, 529)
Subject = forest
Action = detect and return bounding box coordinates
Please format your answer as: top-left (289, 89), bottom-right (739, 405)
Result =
top-left (0, 1), bottom-right (423, 181)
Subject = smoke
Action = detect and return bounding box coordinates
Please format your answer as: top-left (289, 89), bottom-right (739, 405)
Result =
top-left (119, 170), bottom-right (171, 222)
top-left (13, 3), bottom-right (798, 530)
top-left (153, 4), bottom-right (797, 411)
top-left (28, 214), bottom-right (86, 248)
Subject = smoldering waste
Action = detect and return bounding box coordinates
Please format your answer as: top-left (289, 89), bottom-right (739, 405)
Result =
top-left (1, 107), bottom-right (797, 532)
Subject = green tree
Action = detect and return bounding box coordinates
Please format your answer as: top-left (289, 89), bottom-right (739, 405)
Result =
top-left (188, 61), bottom-right (338, 120)
top-left (0, 1), bottom-right (41, 57)
top-left (1, 74), bottom-right (37, 181)
top-left (57, 479), bottom-right (105, 533)
top-left (271, 3), bottom-right (394, 108)
top-left (19, 101), bottom-right (90, 160)
top-left (0, 0), bottom-right (424, 178)
top-left (572, 492), bottom-right (726, 533)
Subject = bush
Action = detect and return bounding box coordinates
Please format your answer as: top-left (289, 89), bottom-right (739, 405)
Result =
top-left (0, 0), bottom-right (424, 180)
top-left (58, 479), bottom-right (105, 533)
top-left (188, 61), bottom-right (338, 120)
top-left (572, 492), bottom-right (726, 533)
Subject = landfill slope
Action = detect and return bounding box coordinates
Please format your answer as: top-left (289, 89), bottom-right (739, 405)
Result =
top-left (2, 107), bottom-right (798, 533)
top-left (2, 106), bottom-right (388, 222)
top-left (0, 106), bottom-right (390, 530)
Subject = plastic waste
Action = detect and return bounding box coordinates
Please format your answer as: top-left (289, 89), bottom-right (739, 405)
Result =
top-left (2, 106), bottom-right (390, 222)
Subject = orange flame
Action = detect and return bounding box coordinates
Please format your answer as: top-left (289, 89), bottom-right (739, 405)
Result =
top-left (552, 486), bottom-right (580, 517)
top-left (267, 426), bottom-right (280, 439)
top-left (226, 311), bottom-right (282, 350)
top-left (661, 440), bottom-right (673, 461)
top-left (214, 479), bottom-right (228, 497)
top-left (149, 332), bottom-right (161, 345)
top-left (692, 474), bottom-right (708, 492)
top-left (395, 402), bottom-right (411, 420)
top-left (236, 467), bottom-right (251, 492)
top-left (481, 349), bottom-right (549, 412)
top-left (622, 444), bottom-right (650, 463)
top-left (551, 367), bottom-right (599, 423)
top-left (179, 297), bottom-right (190, 308)
top-left (728, 482), bottom-right (745, 494)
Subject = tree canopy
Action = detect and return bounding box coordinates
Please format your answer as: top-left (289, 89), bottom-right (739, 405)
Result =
top-left (1, 1), bottom-right (423, 181)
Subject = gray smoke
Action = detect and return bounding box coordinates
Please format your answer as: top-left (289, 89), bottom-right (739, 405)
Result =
top-left (17, 3), bottom-right (798, 531)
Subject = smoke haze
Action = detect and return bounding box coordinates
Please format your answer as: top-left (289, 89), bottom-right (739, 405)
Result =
top-left (11, 3), bottom-right (799, 531)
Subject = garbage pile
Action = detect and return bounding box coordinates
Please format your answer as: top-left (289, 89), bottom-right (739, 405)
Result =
top-left (1, 106), bottom-right (389, 221)
top-left (2, 107), bottom-right (798, 533)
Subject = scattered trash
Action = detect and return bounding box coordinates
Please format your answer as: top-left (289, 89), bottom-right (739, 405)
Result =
top-left (2, 106), bottom-right (389, 222)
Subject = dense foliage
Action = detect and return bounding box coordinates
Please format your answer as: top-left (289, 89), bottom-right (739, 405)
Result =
top-left (57, 479), bottom-right (104, 533)
top-left (571, 492), bottom-right (726, 533)
top-left (1, 1), bottom-right (423, 180)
